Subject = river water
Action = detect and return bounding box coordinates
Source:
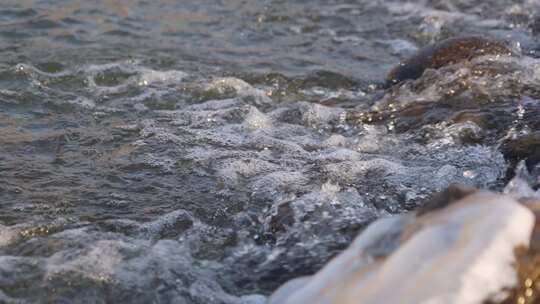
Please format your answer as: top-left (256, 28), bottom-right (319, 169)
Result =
top-left (0, 1), bottom-right (539, 303)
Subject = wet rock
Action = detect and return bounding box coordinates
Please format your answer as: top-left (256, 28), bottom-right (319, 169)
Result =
top-left (416, 183), bottom-right (477, 215)
top-left (501, 132), bottom-right (540, 173)
top-left (386, 36), bottom-right (514, 86)
top-left (266, 201), bottom-right (295, 233)
top-left (499, 166), bottom-right (540, 304)
top-left (269, 190), bottom-right (534, 304)
top-left (530, 16), bottom-right (540, 36)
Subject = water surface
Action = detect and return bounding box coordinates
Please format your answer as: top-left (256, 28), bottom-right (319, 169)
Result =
top-left (1, 1), bottom-right (540, 303)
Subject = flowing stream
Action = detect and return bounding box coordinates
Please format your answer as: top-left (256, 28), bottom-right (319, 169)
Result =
top-left (0, 1), bottom-right (539, 303)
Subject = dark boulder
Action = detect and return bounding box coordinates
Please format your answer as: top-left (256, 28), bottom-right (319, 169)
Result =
top-left (386, 36), bottom-right (514, 86)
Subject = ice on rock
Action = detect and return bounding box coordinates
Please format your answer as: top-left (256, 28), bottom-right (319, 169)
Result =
top-left (270, 191), bottom-right (535, 304)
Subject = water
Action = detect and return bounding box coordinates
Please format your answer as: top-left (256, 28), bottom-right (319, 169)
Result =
top-left (0, 1), bottom-right (539, 303)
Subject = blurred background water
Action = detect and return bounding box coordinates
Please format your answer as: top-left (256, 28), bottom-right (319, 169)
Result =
top-left (0, 1), bottom-right (539, 303)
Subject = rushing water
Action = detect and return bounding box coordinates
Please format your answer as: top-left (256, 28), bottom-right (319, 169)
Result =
top-left (0, 0), bottom-right (539, 303)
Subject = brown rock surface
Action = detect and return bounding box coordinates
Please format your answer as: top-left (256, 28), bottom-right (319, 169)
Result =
top-left (386, 36), bottom-right (513, 86)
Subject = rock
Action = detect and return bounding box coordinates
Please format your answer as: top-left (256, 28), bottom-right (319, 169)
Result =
top-left (498, 166), bottom-right (540, 304)
top-left (416, 183), bottom-right (477, 215)
top-left (501, 132), bottom-right (540, 173)
top-left (386, 36), bottom-right (514, 86)
top-left (269, 190), bottom-right (534, 304)
top-left (266, 201), bottom-right (295, 233)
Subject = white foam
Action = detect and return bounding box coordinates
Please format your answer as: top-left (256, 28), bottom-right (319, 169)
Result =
top-left (137, 70), bottom-right (187, 86)
top-left (45, 240), bottom-right (124, 283)
top-left (243, 106), bottom-right (272, 131)
top-left (0, 225), bottom-right (20, 248)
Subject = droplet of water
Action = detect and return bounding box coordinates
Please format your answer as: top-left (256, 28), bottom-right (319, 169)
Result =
top-left (463, 170), bottom-right (476, 179)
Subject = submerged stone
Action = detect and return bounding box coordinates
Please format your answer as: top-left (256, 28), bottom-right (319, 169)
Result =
top-left (386, 36), bottom-right (514, 86)
top-left (501, 132), bottom-right (540, 173)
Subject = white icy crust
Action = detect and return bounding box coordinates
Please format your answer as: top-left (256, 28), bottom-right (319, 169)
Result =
top-left (269, 192), bottom-right (535, 304)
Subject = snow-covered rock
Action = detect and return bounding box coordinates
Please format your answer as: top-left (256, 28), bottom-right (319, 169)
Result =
top-left (269, 190), bottom-right (535, 304)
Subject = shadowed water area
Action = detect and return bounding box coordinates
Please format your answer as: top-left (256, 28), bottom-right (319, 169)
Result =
top-left (0, 0), bottom-right (539, 303)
